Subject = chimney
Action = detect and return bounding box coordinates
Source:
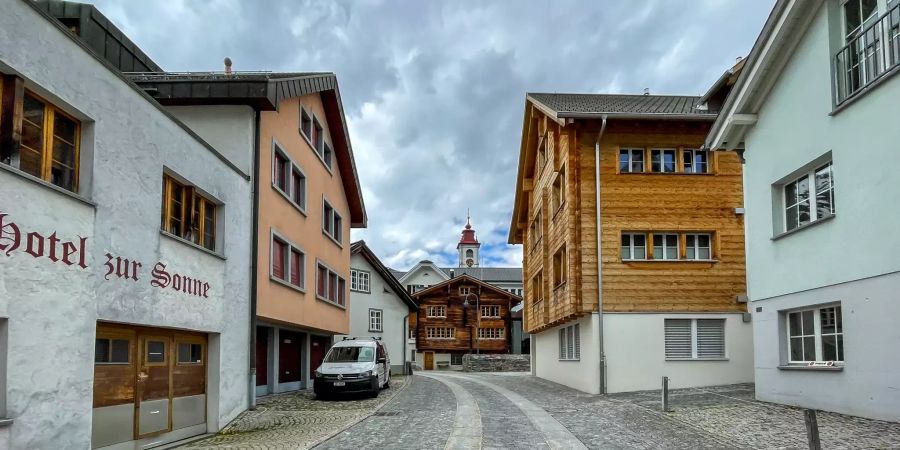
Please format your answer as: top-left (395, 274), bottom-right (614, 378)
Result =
top-left (224, 57), bottom-right (233, 75)
top-left (449, 269), bottom-right (455, 278)
top-left (643, 87), bottom-right (650, 96)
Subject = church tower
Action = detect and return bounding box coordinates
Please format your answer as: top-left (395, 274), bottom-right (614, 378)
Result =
top-left (457, 211), bottom-right (481, 267)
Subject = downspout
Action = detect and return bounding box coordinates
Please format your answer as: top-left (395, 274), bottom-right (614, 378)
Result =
top-left (248, 110), bottom-right (262, 409)
top-left (595, 115), bottom-right (608, 394)
top-left (402, 312), bottom-right (410, 374)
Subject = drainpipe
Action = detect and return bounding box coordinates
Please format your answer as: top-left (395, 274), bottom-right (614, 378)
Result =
top-left (402, 312), bottom-right (410, 374)
top-left (595, 115), bottom-right (608, 394)
top-left (248, 110), bottom-right (262, 409)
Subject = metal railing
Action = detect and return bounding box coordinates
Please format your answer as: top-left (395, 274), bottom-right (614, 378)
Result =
top-left (834, 2), bottom-right (900, 104)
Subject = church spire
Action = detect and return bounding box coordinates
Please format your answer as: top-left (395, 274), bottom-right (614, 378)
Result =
top-left (458, 210), bottom-right (480, 267)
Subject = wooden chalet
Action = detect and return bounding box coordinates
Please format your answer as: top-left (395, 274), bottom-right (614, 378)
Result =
top-left (410, 274), bottom-right (522, 370)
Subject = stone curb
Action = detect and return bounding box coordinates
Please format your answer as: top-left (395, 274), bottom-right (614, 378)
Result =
top-left (307, 375), bottom-right (414, 449)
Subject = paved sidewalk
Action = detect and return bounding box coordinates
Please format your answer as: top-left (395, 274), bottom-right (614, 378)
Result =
top-left (184, 376), bottom-right (407, 450)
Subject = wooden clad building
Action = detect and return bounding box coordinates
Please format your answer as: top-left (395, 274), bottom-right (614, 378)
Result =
top-left (508, 82), bottom-right (753, 394)
top-left (411, 275), bottom-right (522, 370)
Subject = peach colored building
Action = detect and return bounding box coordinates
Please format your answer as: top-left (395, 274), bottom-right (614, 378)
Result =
top-left (131, 72), bottom-right (367, 395)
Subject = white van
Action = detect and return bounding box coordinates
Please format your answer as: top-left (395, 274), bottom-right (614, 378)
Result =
top-left (313, 337), bottom-right (391, 399)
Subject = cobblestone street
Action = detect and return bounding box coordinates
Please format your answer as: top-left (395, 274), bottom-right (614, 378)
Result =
top-left (316, 372), bottom-right (900, 450)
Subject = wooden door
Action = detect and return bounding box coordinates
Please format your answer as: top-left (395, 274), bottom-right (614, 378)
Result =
top-left (136, 334), bottom-right (172, 438)
top-left (309, 335), bottom-right (330, 377)
top-left (279, 330), bottom-right (302, 383)
top-left (424, 351), bottom-right (434, 370)
top-left (255, 327), bottom-right (268, 386)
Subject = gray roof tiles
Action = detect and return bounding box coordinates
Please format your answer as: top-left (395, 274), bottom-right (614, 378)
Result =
top-left (528, 93), bottom-right (715, 117)
top-left (390, 266), bottom-right (522, 283)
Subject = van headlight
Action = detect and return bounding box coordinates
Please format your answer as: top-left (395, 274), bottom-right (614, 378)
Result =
top-left (314, 369), bottom-right (323, 378)
top-left (360, 370), bottom-right (373, 378)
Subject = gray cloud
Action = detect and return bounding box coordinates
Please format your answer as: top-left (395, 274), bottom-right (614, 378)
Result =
top-left (94, 0), bottom-right (773, 269)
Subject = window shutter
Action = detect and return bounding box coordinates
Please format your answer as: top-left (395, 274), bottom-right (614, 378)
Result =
top-left (573, 324), bottom-right (580, 359)
top-left (272, 240), bottom-right (285, 280)
top-left (665, 319), bottom-right (692, 359)
top-left (290, 249), bottom-right (302, 286)
top-left (559, 328), bottom-right (565, 359)
top-left (697, 319), bottom-right (725, 358)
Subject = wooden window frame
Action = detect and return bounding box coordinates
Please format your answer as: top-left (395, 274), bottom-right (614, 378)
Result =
top-left (426, 327), bottom-right (455, 340)
top-left (426, 305), bottom-right (446, 318)
top-left (143, 336), bottom-right (169, 367)
top-left (477, 327), bottom-right (505, 340)
top-left (618, 148), bottom-right (646, 173)
top-left (350, 268), bottom-right (371, 293)
top-left (161, 174), bottom-right (218, 252)
top-left (480, 305), bottom-right (500, 318)
top-left (94, 332), bottom-right (132, 366)
top-left (551, 165), bottom-right (567, 216)
top-left (552, 245), bottom-right (567, 288)
top-left (368, 308), bottom-right (383, 332)
top-left (175, 338), bottom-right (205, 366)
top-left (459, 286), bottom-right (473, 296)
top-left (1, 85), bottom-right (82, 193)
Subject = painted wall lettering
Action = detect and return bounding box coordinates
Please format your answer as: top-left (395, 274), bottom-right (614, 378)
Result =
top-left (0, 211), bottom-right (88, 268)
top-left (151, 262), bottom-right (210, 298)
top-left (1, 210), bottom-right (212, 298)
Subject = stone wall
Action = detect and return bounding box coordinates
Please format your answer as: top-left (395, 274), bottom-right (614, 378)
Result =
top-left (462, 354), bottom-right (530, 372)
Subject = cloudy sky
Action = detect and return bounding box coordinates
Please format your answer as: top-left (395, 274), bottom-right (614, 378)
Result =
top-left (94, 0), bottom-right (773, 270)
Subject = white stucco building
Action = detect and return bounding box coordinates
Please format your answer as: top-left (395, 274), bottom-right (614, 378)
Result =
top-left (0, 1), bottom-right (253, 448)
top-left (337, 241), bottom-right (417, 373)
top-left (707, 0), bottom-right (900, 421)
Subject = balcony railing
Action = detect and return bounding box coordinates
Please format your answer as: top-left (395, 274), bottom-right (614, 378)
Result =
top-left (834, 2), bottom-right (900, 104)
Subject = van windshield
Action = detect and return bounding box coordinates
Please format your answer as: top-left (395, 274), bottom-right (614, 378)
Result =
top-left (324, 346), bottom-right (375, 363)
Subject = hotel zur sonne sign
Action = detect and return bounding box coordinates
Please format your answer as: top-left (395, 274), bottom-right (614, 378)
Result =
top-left (0, 211), bottom-right (211, 298)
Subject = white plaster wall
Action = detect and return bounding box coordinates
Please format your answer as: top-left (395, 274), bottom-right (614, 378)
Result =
top-left (752, 271), bottom-right (900, 422)
top-left (0, 1), bottom-right (253, 447)
top-left (742, 5), bottom-right (900, 302)
top-left (400, 264), bottom-right (448, 289)
top-left (337, 254), bottom-right (411, 371)
top-left (533, 315), bottom-right (600, 394)
top-left (166, 105), bottom-right (256, 178)
top-left (604, 313), bottom-right (753, 393)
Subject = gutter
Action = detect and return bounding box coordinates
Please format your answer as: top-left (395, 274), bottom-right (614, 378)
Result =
top-left (248, 110), bottom-right (262, 409)
top-left (595, 115), bottom-right (608, 394)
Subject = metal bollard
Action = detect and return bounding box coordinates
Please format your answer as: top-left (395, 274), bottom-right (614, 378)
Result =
top-left (661, 376), bottom-right (672, 412)
top-left (804, 409), bottom-right (822, 450)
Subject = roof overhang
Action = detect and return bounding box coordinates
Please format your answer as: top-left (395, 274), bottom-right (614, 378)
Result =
top-left (411, 274), bottom-right (523, 302)
top-left (706, 0), bottom-right (821, 151)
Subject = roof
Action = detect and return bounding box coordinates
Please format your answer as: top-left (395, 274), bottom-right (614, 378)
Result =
top-left (130, 71), bottom-right (367, 227)
top-left (706, 0), bottom-right (818, 150)
top-left (392, 264), bottom-right (523, 283)
top-left (351, 241), bottom-right (417, 311)
top-left (699, 58), bottom-right (747, 105)
top-left (527, 93), bottom-right (718, 121)
top-left (410, 274), bottom-right (523, 301)
top-left (36, 1), bottom-right (163, 73)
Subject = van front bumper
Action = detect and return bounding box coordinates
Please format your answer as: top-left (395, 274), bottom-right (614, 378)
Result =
top-left (314, 375), bottom-right (378, 394)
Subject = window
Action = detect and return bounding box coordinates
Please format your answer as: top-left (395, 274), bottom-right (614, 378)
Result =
top-left (621, 233), bottom-right (647, 260)
top-left (272, 143), bottom-right (307, 212)
top-left (350, 269), bottom-right (371, 293)
top-left (530, 210), bottom-right (543, 248)
top-left (316, 262), bottom-right (345, 306)
top-left (683, 149), bottom-right (709, 174)
top-left (685, 233), bottom-right (712, 260)
top-left (177, 343), bottom-right (203, 364)
top-left (835, 0), bottom-right (897, 103)
top-left (426, 305), bottom-right (446, 318)
top-left (273, 149), bottom-right (289, 192)
top-left (1, 90), bottom-right (81, 192)
top-left (551, 166), bottom-right (566, 212)
top-left (531, 271), bottom-right (544, 303)
top-left (146, 340), bottom-right (166, 364)
top-left (291, 167), bottom-right (306, 209)
top-left (271, 234), bottom-right (305, 289)
top-left (783, 162), bottom-right (835, 232)
top-left (665, 319), bottom-right (725, 359)
top-left (95, 338), bottom-right (130, 364)
top-left (426, 327), bottom-right (454, 339)
top-left (407, 284), bottom-right (426, 294)
top-left (451, 353), bottom-right (463, 365)
top-left (459, 286), bottom-right (473, 296)
top-left (619, 148), bottom-right (645, 173)
top-left (651, 149), bottom-right (676, 173)
top-left (313, 118), bottom-right (324, 154)
top-left (323, 142), bottom-right (333, 169)
top-left (409, 329), bottom-right (416, 339)
top-left (558, 323), bottom-right (580, 360)
top-left (410, 350), bottom-right (416, 361)
top-left (300, 107), bottom-right (312, 140)
top-left (162, 175), bottom-right (218, 251)
top-left (481, 305), bottom-right (500, 318)
top-left (322, 199), bottom-right (342, 244)
top-left (369, 309), bottom-right (383, 332)
top-left (478, 328), bottom-right (505, 339)
top-left (465, 249), bottom-right (474, 258)
top-left (787, 306), bottom-right (844, 363)
top-left (553, 246), bottom-right (567, 287)
top-left (652, 233), bottom-right (679, 260)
